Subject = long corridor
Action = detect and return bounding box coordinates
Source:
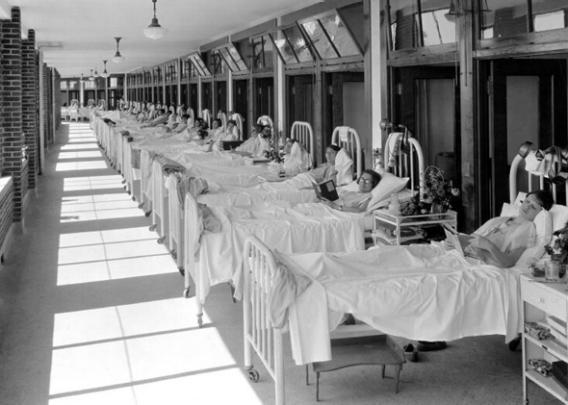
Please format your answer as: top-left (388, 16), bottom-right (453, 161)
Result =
top-left (0, 123), bottom-right (558, 405)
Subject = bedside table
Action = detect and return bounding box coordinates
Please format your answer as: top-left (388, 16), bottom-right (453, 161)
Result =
top-left (371, 210), bottom-right (457, 246)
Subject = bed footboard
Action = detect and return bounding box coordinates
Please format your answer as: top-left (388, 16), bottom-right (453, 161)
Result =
top-left (243, 236), bottom-right (285, 405)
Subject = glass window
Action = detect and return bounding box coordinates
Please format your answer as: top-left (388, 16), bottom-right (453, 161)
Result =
top-left (420, 0), bottom-right (455, 45)
top-left (188, 53), bottom-right (211, 77)
top-left (482, 0), bottom-right (528, 39)
top-left (218, 47), bottom-right (238, 71)
top-left (280, 24), bottom-right (314, 63)
top-left (227, 44), bottom-right (248, 71)
top-left (84, 80), bottom-right (96, 90)
top-left (318, 13), bottom-right (360, 57)
top-left (532, 0), bottom-right (567, 33)
top-left (110, 77), bottom-right (118, 88)
top-left (60, 81), bottom-right (68, 90)
top-left (389, 0), bottom-right (420, 50)
top-left (69, 81), bottom-right (78, 90)
top-left (251, 35), bottom-right (274, 71)
top-left (301, 20), bottom-right (337, 59)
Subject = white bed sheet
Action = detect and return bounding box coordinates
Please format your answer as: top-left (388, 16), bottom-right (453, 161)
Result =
top-left (276, 244), bottom-right (523, 365)
top-left (193, 203), bottom-right (366, 307)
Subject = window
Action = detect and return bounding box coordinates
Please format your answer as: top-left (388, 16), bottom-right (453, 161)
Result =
top-left (110, 77), bottom-right (118, 88)
top-left (60, 81), bottom-right (68, 90)
top-left (420, 0), bottom-right (455, 45)
top-left (216, 44), bottom-right (248, 72)
top-left (273, 24), bottom-right (314, 64)
top-left (481, 0), bottom-right (567, 39)
top-left (389, 0), bottom-right (420, 50)
top-left (251, 35), bottom-right (274, 71)
top-left (188, 53), bottom-right (212, 77)
top-left (68, 81), bottom-right (78, 90)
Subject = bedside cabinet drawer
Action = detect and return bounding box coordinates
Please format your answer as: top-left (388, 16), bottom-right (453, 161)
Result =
top-left (522, 280), bottom-right (567, 320)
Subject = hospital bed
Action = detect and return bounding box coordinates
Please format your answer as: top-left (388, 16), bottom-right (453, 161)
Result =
top-left (242, 141), bottom-right (568, 405)
top-left (229, 112), bottom-right (244, 140)
top-left (331, 126), bottom-right (362, 180)
top-left (290, 121), bottom-right (314, 170)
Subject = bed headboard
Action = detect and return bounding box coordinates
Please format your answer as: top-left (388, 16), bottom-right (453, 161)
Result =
top-left (217, 111), bottom-right (227, 130)
top-left (257, 115), bottom-right (274, 129)
top-left (383, 131), bottom-right (426, 199)
top-left (230, 112), bottom-right (244, 140)
top-left (509, 142), bottom-right (566, 203)
top-left (331, 126), bottom-right (362, 180)
top-left (201, 109), bottom-right (212, 128)
top-left (290, 121), bottom-right (314, 167)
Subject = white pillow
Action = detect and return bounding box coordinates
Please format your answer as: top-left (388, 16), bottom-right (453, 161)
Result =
top-left (366, 172), bottom-right (409, 212)
top-left (549, 204), bottom-right (568, 232)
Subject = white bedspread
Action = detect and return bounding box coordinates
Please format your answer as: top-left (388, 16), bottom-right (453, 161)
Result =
top-left (193, 203), bottom-right (366, 306)
top-left (276, 244), bottom-right (523, 365)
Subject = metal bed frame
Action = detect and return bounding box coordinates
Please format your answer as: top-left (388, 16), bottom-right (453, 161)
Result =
top-left (290, 121), bottom-right (314, 169)
top-left (331, 126), bottom-right (362, 180)
top-left (383, 131), bottom-right (426, 199)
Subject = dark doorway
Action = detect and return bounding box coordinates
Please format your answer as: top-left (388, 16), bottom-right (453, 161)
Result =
top-left (233, 79), bottom-right (249, 138)
top-left (171, 84), bottom-right (178, 107)
top-left (480, 58), bottom-right (567, 219)
top-left (215, 81), bottom-right (227, 115)
top-left (202, 81), bottom-right (212, 113)
top-left (181, 83), bottom-right (188, 109)
top-left (287, 74), bottom-right (314, 135)
top-left (189, 83), bottom-right (198, 114)
top-left (254, 77), bottom-right (273, 120)
top-left (322, 72), bottom-right (365, 165)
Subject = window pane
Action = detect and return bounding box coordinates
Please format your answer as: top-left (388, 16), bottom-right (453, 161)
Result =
top-left (69, 81), bottom-right (78, 90)
top-left (534, 9), bottom-right (566, 32)
top-left (283, 25), bottom-right (313, 62)
top-left (252, 35), bottom-right (274, 71)
top-left (301, 20), bottom-right (337, 59)
top-left (60, 81), bottom-right (68, 90)
top-left (319, 13), bottom-right (360, 57)
top-left (389, 0), bottom-right (419, 50)
top-left (219, 47), bottom-right (239, 72)
top-left (420, 0), bottom-right (455, 45)
top-left (110, 78), bottom-right (118, 88)
top-left (273, 32), bottom-right (298, 64)
top-left (482, 0), bottom-right (528, 39)
top-left (227, 44), bottom-right (248, 71)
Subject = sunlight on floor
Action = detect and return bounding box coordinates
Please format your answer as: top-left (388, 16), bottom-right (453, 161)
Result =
top-left (55, 161), bottom-right (108, 172)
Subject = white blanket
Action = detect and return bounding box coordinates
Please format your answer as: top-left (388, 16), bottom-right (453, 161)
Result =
top-left (277, 244), bottom-right (523, 365)
top-left (193, 203), bottom-right (366, 307)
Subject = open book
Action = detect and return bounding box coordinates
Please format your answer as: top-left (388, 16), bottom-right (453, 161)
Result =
top-left (312, 178), bottom-right (339, 202)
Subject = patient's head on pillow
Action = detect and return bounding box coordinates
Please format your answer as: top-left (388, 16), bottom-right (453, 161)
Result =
top-left (365, 172), bottom-right (409, 213)
top-left (357, 169), bottom-right (381, 193)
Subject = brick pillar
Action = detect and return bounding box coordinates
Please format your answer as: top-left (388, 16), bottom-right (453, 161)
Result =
top-left (0, 8), bottom-right (24, 221)
top-left (22, 29), bottom-right (38, 190)
top-left (53, 70), bottom-right (61, 130)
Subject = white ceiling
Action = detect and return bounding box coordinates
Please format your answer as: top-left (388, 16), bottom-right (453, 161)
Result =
top-left (3, 0), bottom-right (322, 77)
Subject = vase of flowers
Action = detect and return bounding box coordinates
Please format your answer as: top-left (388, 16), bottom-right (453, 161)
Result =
top-left (544, 228), bottom-right (568, 279)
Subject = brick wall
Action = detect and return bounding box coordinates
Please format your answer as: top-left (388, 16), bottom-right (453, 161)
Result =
top-left (0, 178), bottom-right (14, 247)
top-left (0, 8), bottom-right (24, 222)
top-left (53, 70), bottom-right (61, 129)
top-left (22, 29), bottom-right (38, 190)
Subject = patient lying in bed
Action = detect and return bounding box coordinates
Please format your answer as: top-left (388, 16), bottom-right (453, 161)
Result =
top-left (459, 190), bottom-right (553, 267)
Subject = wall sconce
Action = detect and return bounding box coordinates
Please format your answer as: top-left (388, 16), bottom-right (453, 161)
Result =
top-left (144, 0), bottom-right (166, 40)
top-left (112, 37), bottom-right (124, 63)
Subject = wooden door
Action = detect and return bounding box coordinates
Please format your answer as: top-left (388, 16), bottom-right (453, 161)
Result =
top-left (233, 79), bottom-right (249, 138)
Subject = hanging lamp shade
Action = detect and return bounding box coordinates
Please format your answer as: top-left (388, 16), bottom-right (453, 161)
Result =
top-left (101, 60), bottom-right (109, 78)
top-left (112, 37), bottom-right (124, 63)
top-left (144, 0), bottom-right (166, 40)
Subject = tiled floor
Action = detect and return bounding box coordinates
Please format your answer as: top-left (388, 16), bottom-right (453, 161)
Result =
top-left (0, 122), bottom-right (559, 405)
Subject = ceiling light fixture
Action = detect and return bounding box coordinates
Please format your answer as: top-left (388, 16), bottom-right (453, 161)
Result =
top-left (101, 60), bottom-right (109, 78)
top-left (144, 0), bottom-right (166, 40)
top-left (112, 37), bottom-right (124, 63)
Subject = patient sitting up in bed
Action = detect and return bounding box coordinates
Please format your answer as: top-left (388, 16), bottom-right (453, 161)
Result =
top-left (310, 144), bottom-right (354, 186)
top-left (324, 169), bottom-right (382, 212)
top-left (460, 190), bottom-right (553, 267)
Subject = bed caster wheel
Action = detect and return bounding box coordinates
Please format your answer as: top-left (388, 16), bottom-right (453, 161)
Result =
top-left (144, 211), bottom-right (151, 217)
top-left (178, 267), bottom-right (184, 276)
top-left (248, 368), bottom-right (260, 383)
top-left (149, 224), bottom-right (157, 231)
top-left (131, 196), bottom-right (136, 201)
top-left (183, 287), bottom-right (190, 298)
top-left (197, 314), bottom-right (203, 328)
top-left (157, 236), bottom-right (165, 244)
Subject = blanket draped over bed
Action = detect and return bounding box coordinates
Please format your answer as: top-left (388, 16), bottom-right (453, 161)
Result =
top-left (275, 244), bottom-right (523, 365)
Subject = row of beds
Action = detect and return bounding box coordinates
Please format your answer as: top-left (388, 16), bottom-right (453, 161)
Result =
top-left (91, 109), bottom-right (561, 404)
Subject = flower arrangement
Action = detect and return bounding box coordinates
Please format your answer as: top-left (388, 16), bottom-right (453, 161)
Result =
top-left (544, 227), bottom-right (568, 264)
top-left (400, 165), bottom-right (460, 216)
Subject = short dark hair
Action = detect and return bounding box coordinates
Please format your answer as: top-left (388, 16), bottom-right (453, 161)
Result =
top-left (360, 169), bottom-right (382, 188)
top-left (528, 189), bottom-right (554, 211)
top-left (328, 144), bottom-right (341, 153)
